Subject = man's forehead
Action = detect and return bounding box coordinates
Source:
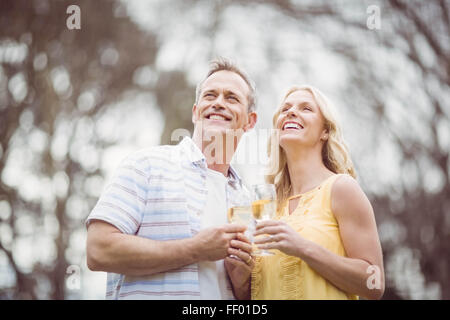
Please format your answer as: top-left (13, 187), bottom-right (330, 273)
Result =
top-left (201, 70), bottom-right (250, 95)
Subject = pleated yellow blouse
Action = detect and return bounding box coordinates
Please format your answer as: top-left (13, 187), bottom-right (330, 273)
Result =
top-left (251, 174), bottom-right (358, 300)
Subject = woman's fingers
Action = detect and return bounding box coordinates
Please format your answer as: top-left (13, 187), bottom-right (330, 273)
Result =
top-left (255, 220), bottom-right (280, 229)
top-left (256, 242), bottom-right (278, 250)
top-left (254, 226), bottom-right (284, 236)
top-left (227, 247), bottom-right (253, 266)
top-left (253, 234), bottom-right (279, 244)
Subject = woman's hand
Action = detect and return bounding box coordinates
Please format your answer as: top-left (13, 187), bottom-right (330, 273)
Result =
top-left (254, 220), bottom-right (307, 257)
top-left (224, 232), bottom-right (254, 300)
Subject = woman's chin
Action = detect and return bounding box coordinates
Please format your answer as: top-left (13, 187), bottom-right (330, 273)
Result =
top-left (279, 134), bottom-right (304, 146)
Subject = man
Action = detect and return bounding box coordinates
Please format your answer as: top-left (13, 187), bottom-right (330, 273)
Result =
top-left (86, 58), bottom-right (257, 300)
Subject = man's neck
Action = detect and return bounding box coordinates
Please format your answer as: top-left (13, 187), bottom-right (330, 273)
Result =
top-left (192, 129), bottom-right (235, 177)
top-left (207, 163), bottom-right (230, 177)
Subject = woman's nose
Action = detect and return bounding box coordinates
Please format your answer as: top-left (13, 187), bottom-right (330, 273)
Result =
top-left (287, 109), bottom-right (298, 118)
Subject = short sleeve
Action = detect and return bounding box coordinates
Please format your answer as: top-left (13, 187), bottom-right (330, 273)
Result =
top-left (86, 153), bottom-right (149, 234)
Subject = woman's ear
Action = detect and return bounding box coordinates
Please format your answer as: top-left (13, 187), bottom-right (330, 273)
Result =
top-left (321, 129), bottom-right (329, 141)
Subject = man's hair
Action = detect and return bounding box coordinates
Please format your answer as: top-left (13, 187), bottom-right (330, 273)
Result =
top-left (195, 57), bottom-right (256, 112)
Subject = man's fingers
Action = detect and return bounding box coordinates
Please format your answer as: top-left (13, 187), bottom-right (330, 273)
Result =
top-left (230, 239), bottom-right (253, 253)
top-left (236, 232), bottom-right (251, 244)
top-left (223, 223), bottom-right (247, 233)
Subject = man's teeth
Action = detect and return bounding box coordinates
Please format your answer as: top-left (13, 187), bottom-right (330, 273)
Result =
top-left (284, 123), bottom-right (301, 130)
top-left (209, 115), bottom-right (227, 120)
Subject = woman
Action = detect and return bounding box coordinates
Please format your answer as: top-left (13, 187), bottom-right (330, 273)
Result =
top-left (251, 85), bottom-right (385, 300)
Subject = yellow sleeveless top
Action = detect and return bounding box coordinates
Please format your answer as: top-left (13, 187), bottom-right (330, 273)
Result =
top-left (251, 174), bottom-right (358, 300)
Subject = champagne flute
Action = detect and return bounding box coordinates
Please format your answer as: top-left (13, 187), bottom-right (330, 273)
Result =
top-left (227, 205), bottom-right (254, 242)
top-left (227, 188), bottom-right (255, 258)
top-left (252, 184), bottom-right (277, 256)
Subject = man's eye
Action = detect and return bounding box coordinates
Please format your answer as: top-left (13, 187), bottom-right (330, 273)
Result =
top-left (228, 96), bottom-right (238, 102)
top-left (304, 106), bottom-right (312, 111)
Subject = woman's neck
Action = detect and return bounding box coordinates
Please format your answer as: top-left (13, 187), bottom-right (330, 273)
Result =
top-left (284, 145), bottom-right (333, 196)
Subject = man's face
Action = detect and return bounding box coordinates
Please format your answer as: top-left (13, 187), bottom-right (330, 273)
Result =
top-left (192, 70), bottom-right (256, 135)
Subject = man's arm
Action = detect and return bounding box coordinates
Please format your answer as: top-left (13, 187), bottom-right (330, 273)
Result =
top-left (87, 220), bottom-right (246, 276)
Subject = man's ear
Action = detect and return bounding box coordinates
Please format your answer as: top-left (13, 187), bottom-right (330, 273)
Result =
top-left (243, 112), bottom-right (257, 132)
top-left (192, 104), bottom-right (198, 124)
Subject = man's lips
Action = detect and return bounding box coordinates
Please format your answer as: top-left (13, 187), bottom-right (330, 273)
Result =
top-left (282, 121), bottom-right (304, 130)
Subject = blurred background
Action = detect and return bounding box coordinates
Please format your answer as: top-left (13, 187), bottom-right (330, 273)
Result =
top-left (0, 0), bottom-right (449, 299)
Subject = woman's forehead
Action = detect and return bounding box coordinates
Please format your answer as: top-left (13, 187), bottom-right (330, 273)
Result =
top-left (284, 89), bottom-right (316, 104)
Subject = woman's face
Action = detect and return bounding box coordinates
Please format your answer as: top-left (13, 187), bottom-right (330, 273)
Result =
top-left (275, 89), bottom-right (328, 151)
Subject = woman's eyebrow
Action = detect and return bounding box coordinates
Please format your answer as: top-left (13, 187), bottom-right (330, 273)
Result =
top-left (300, 101), bottom-right (315, 106)
top-left (290, 100), bottom-right (316, 107)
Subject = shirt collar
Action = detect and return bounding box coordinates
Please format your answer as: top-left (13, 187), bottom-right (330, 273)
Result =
top-left (179, 136), bottom-right (205, 165)
top-left (179, 136), bottom-right (243, 186)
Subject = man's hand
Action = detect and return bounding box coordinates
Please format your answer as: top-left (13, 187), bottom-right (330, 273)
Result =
top-left (224, 233), bottom-right (253, 300)
top-left (193, 224), bottom-right (247, 261)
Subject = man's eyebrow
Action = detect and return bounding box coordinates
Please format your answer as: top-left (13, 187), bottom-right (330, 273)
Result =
top-left (224, 89), bottom-right (246, 99)
top-left (202, 88), bottom-right (244, 99)
top-left (201, 89), bottom-right (217, 96)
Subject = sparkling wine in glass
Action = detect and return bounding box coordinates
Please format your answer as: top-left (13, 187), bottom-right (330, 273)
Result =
top-left (228, 205), bottom-right (254, 241)
top-left (252, 184), bottom-right (277, 256)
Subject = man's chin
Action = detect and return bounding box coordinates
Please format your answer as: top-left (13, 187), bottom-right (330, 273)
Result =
top-left (202, 122), bottom-right (232, 133)
top-left (202, 126), bottom-right (228, 139)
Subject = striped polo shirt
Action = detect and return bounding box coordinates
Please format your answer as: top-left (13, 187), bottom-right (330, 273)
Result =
top-left (86, 136), bottom-right (248, 300)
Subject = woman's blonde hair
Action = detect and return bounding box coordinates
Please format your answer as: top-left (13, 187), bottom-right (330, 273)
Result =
top-left (265, 85), bottom-right (356, 211)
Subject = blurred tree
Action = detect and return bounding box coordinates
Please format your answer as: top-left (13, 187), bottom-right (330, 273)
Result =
top-left (0, 0), bottom-right (194, 299)
top-left (1, 0), bottom-right (448, 300)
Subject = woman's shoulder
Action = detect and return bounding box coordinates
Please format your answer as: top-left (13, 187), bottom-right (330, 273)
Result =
top-left (329, 174), bottom-right (371, 218)
top-left (321, 173), bottom-right (358, 197)
top-left (331, 173), bottom-right (359, 191)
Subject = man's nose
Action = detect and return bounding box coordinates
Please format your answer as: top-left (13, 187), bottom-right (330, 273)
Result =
top-left (212, 94), bottom-right (226, 110)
